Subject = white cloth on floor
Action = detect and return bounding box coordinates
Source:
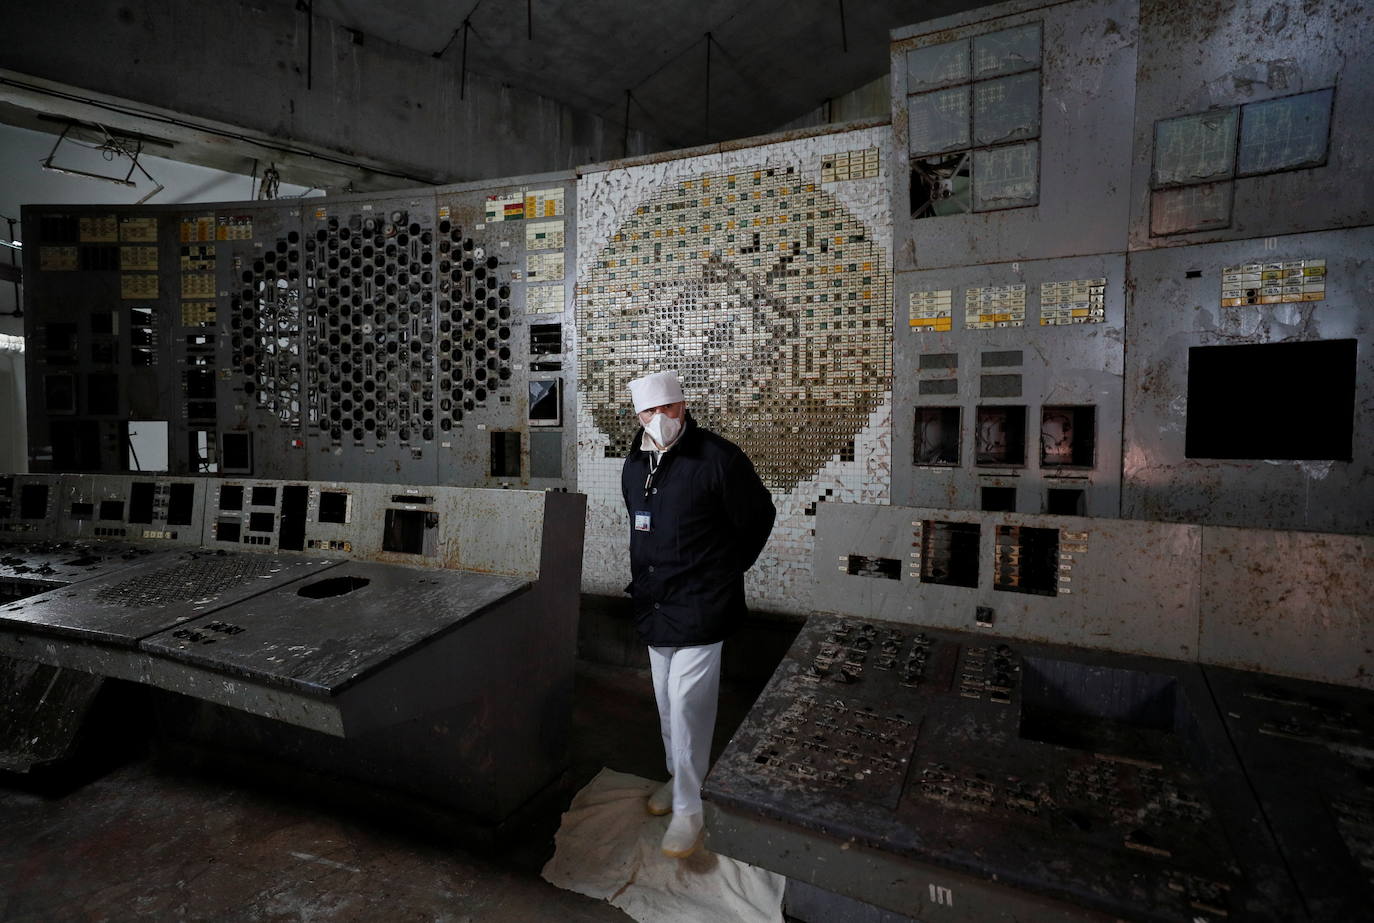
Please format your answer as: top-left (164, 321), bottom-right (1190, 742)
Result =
top-left (648, 642), bottom-right (722, 815)
top-left (541, 768), bottom-right (785, 923)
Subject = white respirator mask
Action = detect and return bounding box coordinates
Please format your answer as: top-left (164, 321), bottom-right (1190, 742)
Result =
top-left (643, 412), bottom-right (683, 450)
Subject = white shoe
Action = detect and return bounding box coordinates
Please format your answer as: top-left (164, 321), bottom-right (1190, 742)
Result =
top-left (646, 778), bottom-right (674, 816)
top-left (661, 811), bottom-right (704, 858)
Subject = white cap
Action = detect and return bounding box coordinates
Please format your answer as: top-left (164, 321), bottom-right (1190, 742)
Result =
top-left (628, 370), bottom-right (686, 413)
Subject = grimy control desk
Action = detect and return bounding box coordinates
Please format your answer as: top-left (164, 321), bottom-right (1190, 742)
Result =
top-left (704, 615), bottom-right (1304, 922)
top-left (0, 474), bottom-right (585, 823)
top-left (709, 501), bottom-right (1371, 921)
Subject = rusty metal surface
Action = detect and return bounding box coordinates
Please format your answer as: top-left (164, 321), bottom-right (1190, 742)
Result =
top-left (703, 613), bottom-right (1300, 921)
top-left (140, 561), bottom-right (529, 695)
top-left (813, 502), bottom-right (1202, 661)
top-left (1126, 0), bottom-right (1374, 251)
top-left (1198, 527), bottom-right (1374, 690)
top-left (1121, 227), bottom-right (1374, 535)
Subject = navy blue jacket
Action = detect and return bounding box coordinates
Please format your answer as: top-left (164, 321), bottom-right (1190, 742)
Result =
top-left (621, 413), bottom-right (776, 647)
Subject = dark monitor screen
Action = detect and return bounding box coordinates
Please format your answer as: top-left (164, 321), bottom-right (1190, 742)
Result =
top-left (219, 485), bottom-right (244, 511)
top-left (221, 432), bottom-right (251, 472)
top-left (1186, 339), bottom-right (1356, 460)
top-left (383, 509), bottom-right (431, 554)
top-left (128, 482), bottom-right (156, 524)
top-left (167, 483), bottom-right (195, 526)
top-left (318, 491), bottom-right (348, 524)
top-left (19, 484), bottom-right (49, 519)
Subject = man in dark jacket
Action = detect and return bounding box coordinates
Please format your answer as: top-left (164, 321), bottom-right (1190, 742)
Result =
top-left (621, 370), bottom-right (776, 858)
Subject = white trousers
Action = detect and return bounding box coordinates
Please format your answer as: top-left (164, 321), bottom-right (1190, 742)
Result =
top-left (648, 641), bottom-right (723, 815)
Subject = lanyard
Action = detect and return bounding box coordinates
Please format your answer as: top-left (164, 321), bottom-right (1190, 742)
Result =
top-left (643, 452), bottom-right (661, 499)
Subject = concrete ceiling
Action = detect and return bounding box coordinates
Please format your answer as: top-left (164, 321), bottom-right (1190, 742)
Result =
top-left (314, 0), bottom-right (985, 148)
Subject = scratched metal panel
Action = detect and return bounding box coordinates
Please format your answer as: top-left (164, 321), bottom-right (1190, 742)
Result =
top-left (813, 502), bottom-right (1201, 660)
top-left (0, 542), bottom-right (167, 591)
top-left (893, 254), bottom-right (1124, 517)
top-left (0, 477), bottom-right (171, 588)
top-left (0, 548), bottom-right (338, 647)
top-left (1199, 528), bottom-right (1374, 690)
top-left (54, 474), bottom-right (209, 547)
top-left (1126, 0), bottom-right (1374, 250)
top-left (200, 477), bottom-right (547, 578)
top-left (139, 560), bottom-right (528, 695)
top-left (1121, 227), bottom-right (1374, 533)
top-left (890, 0), bottom-right (1139, 271)
top-left (22, 203), bottom-right (175, 474)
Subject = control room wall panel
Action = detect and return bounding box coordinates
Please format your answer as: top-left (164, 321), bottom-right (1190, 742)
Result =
top-left (575, 125), bottom-right (894, 616)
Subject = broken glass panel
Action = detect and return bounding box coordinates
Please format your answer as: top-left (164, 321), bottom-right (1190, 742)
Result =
top-left (973, 142), bottom-right (1039, 210)
top-left (973, 23), bottom-right (1041, 78)
top-left (1149, 182), bottom-right (1233, 236)
top-left (1152, 109), bottom-right (1238, 187)
top-left (906, 40), bottom-right (969, 92)
top-left (911, 152), bottom-right (972, 219)
top-left (908, 86), bottom-right (971, 156)
top-left (973, 72), bottom-right (1040, 146)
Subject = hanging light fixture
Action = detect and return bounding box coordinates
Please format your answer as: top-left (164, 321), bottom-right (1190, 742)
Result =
top-left (41, 121), bottom-right (165, 203)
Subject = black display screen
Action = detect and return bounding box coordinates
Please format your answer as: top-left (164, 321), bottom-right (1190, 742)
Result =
top-left (1186, 339), bottom-right (1356, 460)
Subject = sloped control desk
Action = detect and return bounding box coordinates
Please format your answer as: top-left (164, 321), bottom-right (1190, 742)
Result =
top-left (0, 476), bottom-right (585, 823)
top-left (703, 615), bottom-right (1304, 922)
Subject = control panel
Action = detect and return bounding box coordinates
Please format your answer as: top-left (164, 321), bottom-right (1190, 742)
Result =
top-left (22, 173), bottom-right (578, 492)
top-left (705, 614), bottom-right (1300, 921)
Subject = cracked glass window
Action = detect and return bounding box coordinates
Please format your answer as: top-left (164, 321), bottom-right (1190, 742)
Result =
top-left (973, 23), bottom-right (1041, 78)
top-left (1237, 88), bottom-right (1333, 176)
top-left (906, 40), bottom-right (969, 92)
top-left (1152, 109), bottom-right (1238, 187)
top-left (906, 23), bottom-right (1041, 218)
top-left (1149, 87), bottom-right (1332, 235)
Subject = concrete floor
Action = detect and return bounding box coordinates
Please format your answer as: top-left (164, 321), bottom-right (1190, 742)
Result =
top-left (0, 661), bottom-right (768, 922)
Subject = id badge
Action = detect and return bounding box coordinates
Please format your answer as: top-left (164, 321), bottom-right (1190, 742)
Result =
top-left (634, 511), bottom-right (652, 532)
